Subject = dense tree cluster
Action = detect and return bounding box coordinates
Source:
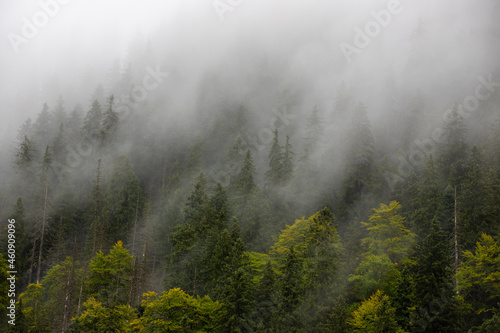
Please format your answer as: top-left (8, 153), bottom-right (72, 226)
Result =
top-left (1, 46), bottom-right (500, 332)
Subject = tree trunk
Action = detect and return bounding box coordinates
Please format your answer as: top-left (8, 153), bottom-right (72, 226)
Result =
top-left (36, 176), bottom-right (49, 284)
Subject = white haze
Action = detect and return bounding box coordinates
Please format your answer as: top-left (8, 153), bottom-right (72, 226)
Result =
top-left (1, 0), bottom-right (499, 181)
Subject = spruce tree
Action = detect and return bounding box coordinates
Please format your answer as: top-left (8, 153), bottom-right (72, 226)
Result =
top-left (82, 100), bottom-right (102, 140)
top-left (99, 95), bottom-right (119, 144)
top-left (34, 103), bottom-right (53, 147)
top-left (439, 105), bottom-right (468, 185)
top-left (303, 105), bottom-right (324, 158)
top-left (265, 128), bottom-right (283, 186)
top-left (281, 135), bottom-right (295, 183)
top-left (36, 146), bottom-right (52, 284)
top-left (412, 219), bottom-right (459, 332)
top-left (235, 149), bottom-right (256, 194)
top-left (103, 155), bottom-right (143, 246)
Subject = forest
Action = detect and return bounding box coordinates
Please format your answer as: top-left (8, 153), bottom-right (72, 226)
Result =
top-left (1, 1), bottom-right (500, 332)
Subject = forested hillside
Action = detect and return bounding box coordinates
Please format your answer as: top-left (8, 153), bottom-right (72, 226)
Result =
top-left (1, 1), bottom-right (500, 332)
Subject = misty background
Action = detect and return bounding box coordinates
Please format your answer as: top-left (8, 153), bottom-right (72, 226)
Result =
top-left (1, 0), bottom-right (499, 177)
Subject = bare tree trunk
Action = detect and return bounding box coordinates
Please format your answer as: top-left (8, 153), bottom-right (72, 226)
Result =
top-left (28, 237), bottom-right (37, 284)
top-left (36, 176), bottom-right (49, 284)
top-left (76, 276), bottom-right (84, 316)
top-left (61, 236), bottom-right (77, 332)
top-left (91, 159), bottom-right (102, 255)
top-left (132, 197), bottom-right (139, 255)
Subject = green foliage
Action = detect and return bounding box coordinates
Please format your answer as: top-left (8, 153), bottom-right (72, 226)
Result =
top-left (361, 201), bottom-right (416, 261)
top-left (88, 241), bottom-right (134, 306)
top-left (266, 128), bottom-right (284, 186)
top-left (41, 256), bottom-right (83, 332)
top-left (70, 297), bottom-right (135, 333)
top-left (135, 289), bottom-right (224, 332)
top-left (103, 155), bottom-right (143, 245)
top-left (82, 100), bottom-right (102, 140)
top-left (457, 233), bottom-right (500, 315)
top-left (438, 105), bottom-right (468, 185)
top-left (348, 290), bottom-right (405, 332)
top-left (235, 149), bottom-right (256, 194)
top-left (19, 284), bottom-right (51, 332)
top-left (351, 201), bottom-right (415, 298)
top-left (411, 219), bottom-right (459, 332)
top-left (99, 95), bottom-right (119, 144)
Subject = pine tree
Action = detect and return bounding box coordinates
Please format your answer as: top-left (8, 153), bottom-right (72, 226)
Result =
top-left (88, 241), bottom-right (134, 307)
top-left (183, 172), bottom-right (209, 227)
top-left (414, 155), bottom-right (441, 239)
top-left (99, 95), bottom-right (119, 144)
top-left (36, 146), bottom-right (52, 284)
top-left (88, 159), bottom-right (103, 255)
top-left (103, 155), bottom-right (143, 246)
top-left (16, 118), bottom-right (33, 143)
top-left (439, 105), bottom-right (468, 185)
top-left (253, 261), bottom-right (277, 330)
top-left (15, 135), bottom-right (37, 173)
top-left (33, 103), bottom-right (53, 147)
top-left (206, 182), bottom-right (231, 227)
top-left (412, 219), bottom-right (459, 332)
top-left (275, 248), bottom-right (304, 331)
top-left (393, 266), bottom-right (416, 331)
top-left (459, 146), bottom-right (497, 250)
top-left (235, 149), bottom-right (256, 194)
top-left (265, 128), bottom-right (283, 186)
top-left (339, 103), bottom-right (375, 220)
top-left (304, 105), bottom-right (324, 156)
top-left (51, 123), bottom-right (66, 164)
top-left (281, 135), bottom-right (295, 183)
top-left (82, 100), bottom-right (102, 140)
top-left (52, 95), bottom-right (67, 127)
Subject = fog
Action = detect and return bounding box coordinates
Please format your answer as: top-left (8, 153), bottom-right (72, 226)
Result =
top-left (1, 0), bottom-right (499, 226)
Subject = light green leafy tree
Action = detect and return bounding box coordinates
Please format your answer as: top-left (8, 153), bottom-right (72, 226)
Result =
top-left (134, 288), bottom-right (225, 332)
top-left (348, 289), bottom-right (406, 333)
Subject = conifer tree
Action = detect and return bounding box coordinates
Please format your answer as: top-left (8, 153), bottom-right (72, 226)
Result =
top-left (282, 135), bottom-right (295, 183)
top-left (103, 155), bottom-right (143, 246)
top-left (265, 129), bottom-right (283, 186)
top-left (88, 241), bottom-right (134, 306)
top-left (412, 219), bottom-right (459, 332)
top-left (459, 146), bottom-right (497, 250)
top-left (82, 100), bottom-right (102, 140)
top-left (36, 146), bottom-right (52, 284)
top-left (303, 105), bottom-right (324, 158)
top-left (88, 159), bottom-right (103, 255)
top-left (253, 261), bottom-right (278, 330)
top-left (34, 103), bottom-right (53, 147)
top-left (275, 248), bottom-right (304, 331)
top-left (15, 135), bottom-right (37, 175)
top-left (339, 103), bottom-right (375, 220)
top-left (439, 105), bottom-right (468, 185)
top-left (99, 95), bottom-right (119, 144)
top-left (235, 149), bottom-right (256, 194)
